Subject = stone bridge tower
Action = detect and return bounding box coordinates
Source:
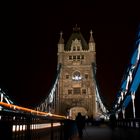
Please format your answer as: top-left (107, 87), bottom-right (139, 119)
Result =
top-left (57, 25), bottom-right (97, 119)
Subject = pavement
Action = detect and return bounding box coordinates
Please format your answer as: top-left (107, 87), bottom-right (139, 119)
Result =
top-left (71, 124), bottom-right (140, 140)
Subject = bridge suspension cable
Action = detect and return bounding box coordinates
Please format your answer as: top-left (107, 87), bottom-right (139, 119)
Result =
top-left (0, 88), bottom-right (14, 104)
top-left (110, 25), bottom-right (140, 119)
top-left (92, 63), bottom-right (109, 119)
top-left (35, 64), bottom-right (61, 113)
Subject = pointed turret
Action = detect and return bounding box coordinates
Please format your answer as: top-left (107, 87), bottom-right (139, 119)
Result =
top-left (89, 30), bottom-right (95, 51)
top-left (58, 31), bottom-right (64, 53)
top-left (89, 30), bottom-right (94, 43)
top-left (58, 31), bottom-right (64, 44)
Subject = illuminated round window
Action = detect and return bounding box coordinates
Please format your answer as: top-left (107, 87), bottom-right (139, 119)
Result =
top-left (72, 71), bottom-right (82, 80)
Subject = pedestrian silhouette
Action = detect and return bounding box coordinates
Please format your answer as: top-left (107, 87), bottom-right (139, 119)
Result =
top-left (75, 112), bottom-right (85, 138)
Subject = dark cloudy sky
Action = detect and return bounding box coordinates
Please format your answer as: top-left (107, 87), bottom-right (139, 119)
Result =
top-left (0, 0), bottom-right (139, 108)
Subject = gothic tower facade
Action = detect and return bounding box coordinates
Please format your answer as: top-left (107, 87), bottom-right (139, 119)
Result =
top-left (57, 26), bottom-right (97, 119)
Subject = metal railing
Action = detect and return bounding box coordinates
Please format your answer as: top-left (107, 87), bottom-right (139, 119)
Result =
top-left (116, 118), bottom-right (140, 129)
top-left (0, 110), bottom-right (65, 140)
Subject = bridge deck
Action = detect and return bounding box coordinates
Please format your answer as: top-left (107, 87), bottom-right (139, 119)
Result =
top-left (71, 124), bottom-right (111, 140)
top-left (71, 124), bottom-right (139, 140)
top-left (38, 123), bottom-right (139, 140)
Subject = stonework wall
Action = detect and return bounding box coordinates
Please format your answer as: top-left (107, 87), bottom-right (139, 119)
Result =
top-left (57, 30), bottom-right (97, 118)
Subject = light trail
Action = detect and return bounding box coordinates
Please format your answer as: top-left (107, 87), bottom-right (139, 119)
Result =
top-left (0, 102), bottom-right (66, 119)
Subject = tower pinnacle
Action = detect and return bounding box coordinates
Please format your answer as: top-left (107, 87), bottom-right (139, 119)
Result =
top-left (73, 24), bottom-right (80, 32)
top-left (89, 30), bottom-right (94, 43)
top-left (58, 31), bottom-right (64, 44)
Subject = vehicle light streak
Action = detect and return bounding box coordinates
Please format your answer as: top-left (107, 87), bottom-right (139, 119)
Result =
top-left (0, 102), bottom-right (66, 119)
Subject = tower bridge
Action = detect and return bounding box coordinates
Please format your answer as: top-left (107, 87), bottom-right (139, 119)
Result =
top-left (0, 25), bottom-right (140, 140)
top-left (35, 26), bottom-right (108, 120)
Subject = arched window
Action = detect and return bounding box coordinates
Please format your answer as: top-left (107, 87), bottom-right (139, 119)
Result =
top-left (72, 71), bottom-right (82, 81)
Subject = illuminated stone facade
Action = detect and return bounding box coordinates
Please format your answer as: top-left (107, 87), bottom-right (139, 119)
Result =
top-left (57, 26), bottom-right (97, 119)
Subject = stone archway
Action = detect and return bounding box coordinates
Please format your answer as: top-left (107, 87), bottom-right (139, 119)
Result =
top-left (69, 106), bottom-right (87, 120)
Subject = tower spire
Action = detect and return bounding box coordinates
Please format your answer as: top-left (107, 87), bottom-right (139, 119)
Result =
top-left (89, 30), bottom-right (95, 51)
top-left (58, 31), bottom-right (64, 44)
top-left (89, 30), bottom-right (94, 43)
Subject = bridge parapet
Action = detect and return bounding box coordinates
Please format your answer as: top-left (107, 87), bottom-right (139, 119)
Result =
top-left (116, 118), bottom-right (140, 129)
top-left (0, 101), bottom-right (79, 140)
top-left (0, 100), bottom-right (68, 140)
top-left (0, 109), bottom-right (66, 140)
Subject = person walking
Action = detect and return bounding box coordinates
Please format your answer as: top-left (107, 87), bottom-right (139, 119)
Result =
top-left (75, 112), bottom-right (85, 139)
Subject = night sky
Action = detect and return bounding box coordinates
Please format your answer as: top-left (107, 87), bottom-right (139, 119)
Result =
top-left (0, 1), bottom-right (139, 108)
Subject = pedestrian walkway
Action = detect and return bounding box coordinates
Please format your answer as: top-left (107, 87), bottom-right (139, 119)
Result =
top-left (72, 124), bottom-right (112, 140)
top-left (72, 124), bottom-right (140, 140)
